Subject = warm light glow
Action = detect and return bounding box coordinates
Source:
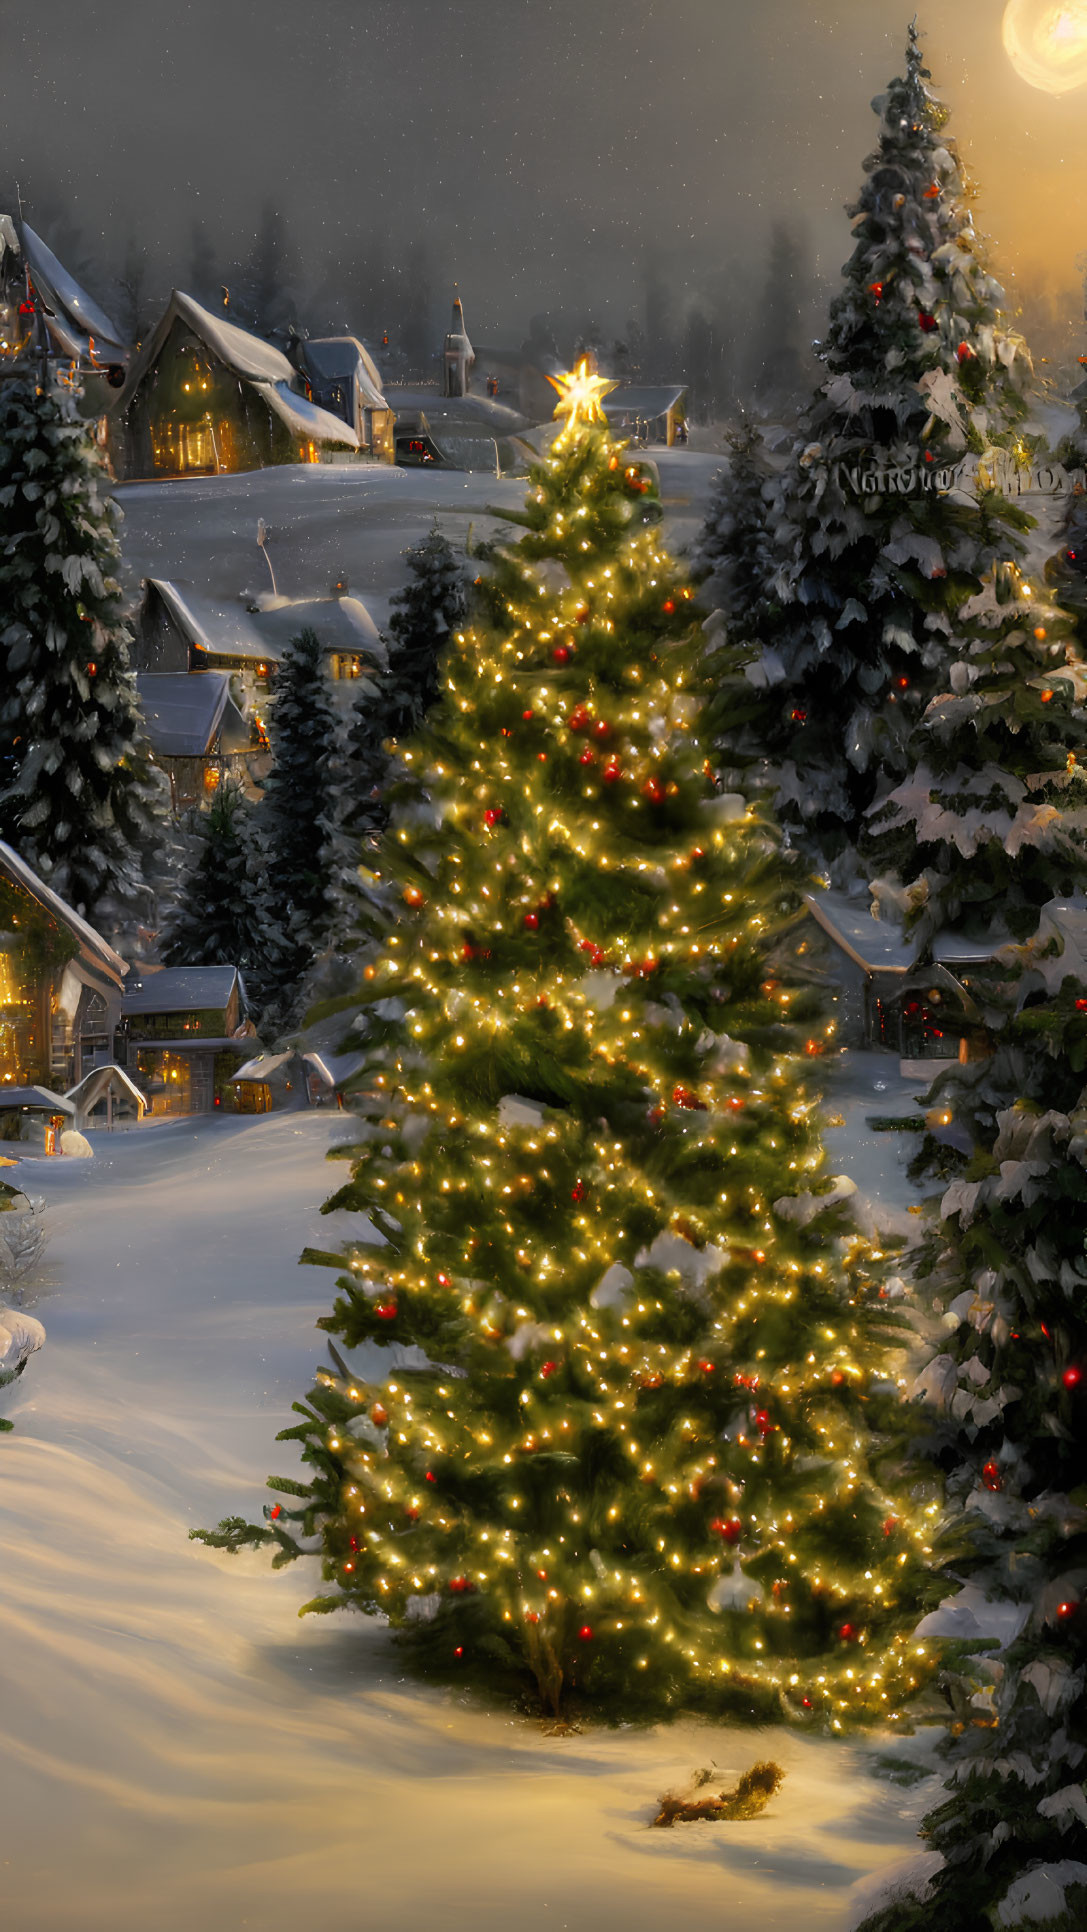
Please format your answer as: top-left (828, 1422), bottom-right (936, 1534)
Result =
top-left (1002, 0), bottom-right (1087, 92)
top-left (547, 357), bottom-right (620, 442)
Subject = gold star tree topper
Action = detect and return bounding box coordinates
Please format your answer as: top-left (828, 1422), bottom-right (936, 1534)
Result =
top-left (547, 355), bottom-right (620, 443)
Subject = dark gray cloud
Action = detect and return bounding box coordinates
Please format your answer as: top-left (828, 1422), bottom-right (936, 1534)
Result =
top-left (1, 1), bottom-right (1080, 347)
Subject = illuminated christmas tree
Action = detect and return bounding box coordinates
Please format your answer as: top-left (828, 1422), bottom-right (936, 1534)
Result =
top-left (198, 363), bottom-right (931, 1724)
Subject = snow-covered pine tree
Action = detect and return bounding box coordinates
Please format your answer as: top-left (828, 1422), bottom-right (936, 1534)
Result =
top-left (251, 626), bottom-right (338, 1008)
top-left (160, 780), bottom-right (270, 978)
top-left (1046, 361), bottom-right (1087, 637)
top-left (713, 25), bottom-right (1032, 871)
top-left (864, 560), bottom-right (1087, 945)
top-left (382, 526), bottom-right (468, 738)
top-left (195, 362), bottom-right (932, 1726)
top-left (854, 918), bottom-right (1087, 1932)
top-left (692, 422), bottom-right (775, 628)
top-left (0, 370), bottom-right (166, 935)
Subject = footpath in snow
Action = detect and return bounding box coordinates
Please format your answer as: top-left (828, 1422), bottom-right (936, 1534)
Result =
top-left (0, 1105), bottom-right (938, 1932)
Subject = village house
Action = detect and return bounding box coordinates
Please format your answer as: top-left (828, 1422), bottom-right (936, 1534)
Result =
top-left (801, 890), bottom-right (990, 1077)
top-left (0, 842), bottom-right (129, 1149)
top-left (116, 965), bottom-right (255, 1116)
top-left (135, 672), bottom-right (257, 811)
top-left (109, 290), bottom-right (362, 479)
top-left (131, 578), bottom-right (384, 696)
top-left (297, 335), bottom-right (395, 460)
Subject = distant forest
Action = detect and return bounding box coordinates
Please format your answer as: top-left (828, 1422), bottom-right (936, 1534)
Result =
top-left (10, 184), bottom-right (1086, 422)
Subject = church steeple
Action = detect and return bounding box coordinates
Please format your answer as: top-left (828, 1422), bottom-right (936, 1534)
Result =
top-left (442, 287), bottom-right (475, 398)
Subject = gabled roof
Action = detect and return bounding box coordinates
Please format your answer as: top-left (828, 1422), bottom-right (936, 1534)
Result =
top-left (0, 1084), bottom-right (75, 1114)
top-left (122, 964), bottom-right (240, 1015)
top-left (803, 891), bottom-right (917, 975)
top-left (21, 222), bottom-right (127, 360)
top-left (146, 581), bottom-right (275, 665)
top-left (116, 291), bottom-right (359, 448)
top-left (0, 841), bottom-right (127, 987)
top-left (145, 581), bottom-right (383, 666)
top-left (302, 336), bottom-right (388, 411)
top-left (602, 385), bottom-right (688, 417)
top-left (252, 595), bottom-right (382, 658)
top-left (136, 672), bottom-right (231, 756)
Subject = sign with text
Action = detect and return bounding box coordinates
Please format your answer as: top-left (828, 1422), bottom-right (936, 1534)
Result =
top-left (835, 451), bottom-right (1082, 499)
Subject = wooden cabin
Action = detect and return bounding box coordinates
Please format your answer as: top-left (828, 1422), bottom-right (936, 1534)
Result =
top-left (801, 892), bottom-right (981, 1076)
top-left (0, 842), bottom-right (127, 1099)
top-left (299, 336), bottom-right (394, 461)
top-left (109, 290), bottom-right (359, 479)
top-left (135, 672), bottom-right (257, 811)
top-left (117, 965), bottom-right (256, 1116)
top-left (601, 384), bottom-right (689, 448)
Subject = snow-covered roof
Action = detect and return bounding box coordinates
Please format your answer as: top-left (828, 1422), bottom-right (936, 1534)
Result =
top-left (303, 336), bottom-right (388, 411)
top-left (303, 1049), bottom-right (365, 1088)
top-left (21, 222), bottom-right (127, 358)
top-left (253, 595), bottom-right (381, 658)
top-left (803, 891), bottom-right (917, 975)
top-left (385, 387), bottom-right (529, 433)
top-left (136, 672), bottom-right (231, 756)
top-left (64, 1064), bottom-right (148, 1114)
top-left (0, 1085), bottom-right (75, 1114)
top-left (602, 386), bottom-right (688, 418)
top-left (265, 380), bottom-right (359, 449)
top-left (116, 292), bottom-right (358, 448)
top-left (147, 582), bottom-right (276, 665)
top-left (0, 842), bottom-right (127, 985)
top-left (931, 932), bottom-right (1003, 965)
top-left (122, 965), bottom-right (240, 1015)
top-left (146, 581), bottom-right (382, 666)
top-left (233, 1051), bottom-right (298, 1082)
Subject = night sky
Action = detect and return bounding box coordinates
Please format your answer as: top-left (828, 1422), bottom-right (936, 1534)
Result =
top-left (2, 0), bottom-right (1084, 342)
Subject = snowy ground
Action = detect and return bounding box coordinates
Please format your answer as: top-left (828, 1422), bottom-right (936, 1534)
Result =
top-left (0, 1100), bottom-right (947, 1932)
top-left (109, 448), bottom-right (723, 635)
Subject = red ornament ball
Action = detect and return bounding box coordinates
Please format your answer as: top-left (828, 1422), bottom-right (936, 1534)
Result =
top-left (454, 1645), bottom-right (464, 1657)
top-left (982, 1459), bottom-right (1003, 1492)
top-left (956, 340), bottom-right (975, 363)
top-left (483, 807), bottom-right (503, 828)
top-left (882, 1516), bottom-right (898, 1537)
top-left (552, 644), bottom-right (572, 665)
top-left (523, 911), bottom-right (540, 931)
top-left (568, 705), bottom-right (591, 733)
top-left (571, 1180), bottom-right (586, 1202)
top-left (374, 1301), bottom-right (398, 1321)
top-left (1058, 1600), bottom-right (1078, 1619)
top-left (579, 748), bottom-right (595, 766)
top-left (525, 1611), bottom-right (540, 1624)
top-left (602, 762), bottom-right (622, 784)
top-left (1076, 999), bottom-right (1087, 1012)
top-left (371, 1402), bottom-right (389, 1426)
top-left (425, 1471), bottom-right (436, 1483)
top-left (1063, 1365), bottom-right (1083, 1390)
top-left (643, 777), bottom-right (665, 805)
top-left (593, 718), bottom-right (611, 741)
top-left (918, 310), bottom-right (938, 333)
top-left (449, 1576), bottom-right (473, 1594)
top-left (661, 598), bottom-right (676, 614)
top-left (754, 1408), bottom-right (772, 1437)
top-left (578, 1624), bottom-right (594, 1642)
top-left (522, 708), bottom-right (535, 721)
top-left (711, 1516), bottom-right (743, 1545)
top-left (839, 1623), bottom-right (856, 1642)
top-left (540, 1359), bottom-right (559, 1379)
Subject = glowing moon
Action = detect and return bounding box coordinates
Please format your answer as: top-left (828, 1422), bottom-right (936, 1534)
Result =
top-left (1003, 0), bottom-right (1087, 92)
